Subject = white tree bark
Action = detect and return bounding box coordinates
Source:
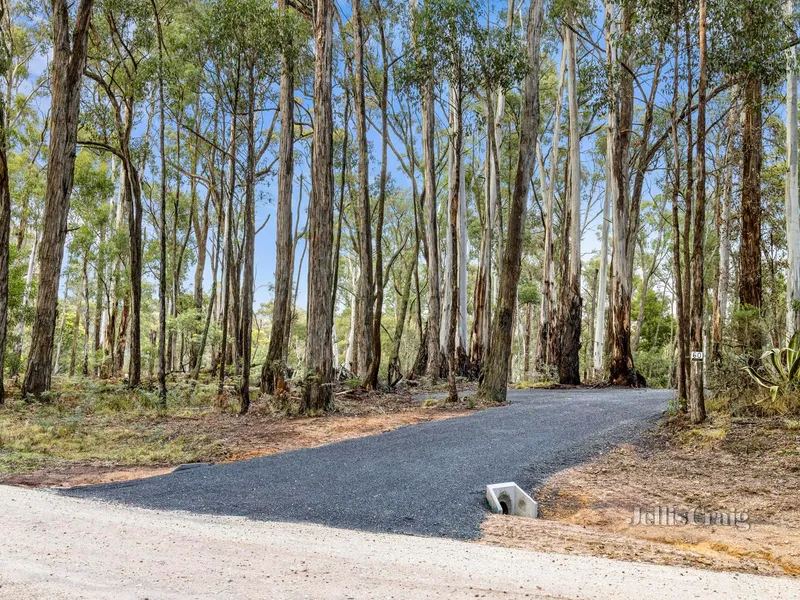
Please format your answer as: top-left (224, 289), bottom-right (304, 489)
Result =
top-left (441, 86), bottom-right (456, 355)
top-left (457, 146), bottom-right (467, 350)
top-left (786, 0), bottom-right (800, 338)
top-left (593, 151), bottom-right (611, 375)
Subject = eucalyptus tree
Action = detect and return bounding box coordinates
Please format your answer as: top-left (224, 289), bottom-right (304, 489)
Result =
top-left (262, 1), bottom-right (307, 395)
top-left (23, 0), bottom-right (94, 398)
top-left (688, 0), bottom-right (708, 423)
top-left (558, 15), bottom-right (581, 385)
top-left (785, 0), bottom-right (800, 337)
top-left (0, 0), bottom-right (9, 404)
top-left (303, 0), bottom-right (335, 413)
top-left (479, 0), bottom-right (545, 403)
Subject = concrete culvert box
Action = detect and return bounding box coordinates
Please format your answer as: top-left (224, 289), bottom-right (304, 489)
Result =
top-left (486, 482), bottom-right (538, 518)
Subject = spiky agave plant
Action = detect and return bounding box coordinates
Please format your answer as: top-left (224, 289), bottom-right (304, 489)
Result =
top-left (744, 333), bottom-right (800, 402)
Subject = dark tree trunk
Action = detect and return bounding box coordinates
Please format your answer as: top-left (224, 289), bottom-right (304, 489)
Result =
top-left (351, 0), bottom-right (373, 380)
top-left (302, 0), bottom-right (335, 413)
top-left (23, 0), bottom-right (94, 399)
top-left (0, 85), bottom-right (10, 404)
top-left (446, 79), bottom-right (463, 403)
top-left (365, 0), bottom-right (389, 390)
top-left (740, 76), bottom-right (763, 316)
top-left (478, 0), bottom-right (544, 403)
top-left (689, 0), bottom-right (708, 423)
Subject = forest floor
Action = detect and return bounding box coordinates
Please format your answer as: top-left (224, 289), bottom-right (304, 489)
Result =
top-left (0, 375), bottom-right (483, 488)
top-left (481, 410), bottom-right (800, 577)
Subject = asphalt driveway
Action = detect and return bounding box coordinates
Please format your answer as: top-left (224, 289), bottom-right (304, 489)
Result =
top-left (64, 387), bottom-right (672, 539)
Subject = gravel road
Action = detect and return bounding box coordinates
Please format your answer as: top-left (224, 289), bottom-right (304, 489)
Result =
top-left (3, 485), bottom-right (798, 599)
top-left (64, 388), bottom-right (673, 538)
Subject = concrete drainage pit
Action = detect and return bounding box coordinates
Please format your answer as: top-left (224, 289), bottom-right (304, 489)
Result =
top-left (486, 482), bottom-right (538, 518)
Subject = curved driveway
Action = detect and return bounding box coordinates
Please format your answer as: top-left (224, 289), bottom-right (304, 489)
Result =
top-left (64, 388), bottom-right (672, 539)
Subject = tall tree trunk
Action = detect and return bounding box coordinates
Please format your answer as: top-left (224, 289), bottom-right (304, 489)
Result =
top-left (218, 67), bottom-right (239, 394)
top-left (478, 0), bottom-right (544, 403)
top-left (0, 71), bottom-right (9, 404)
top-left (365, 0), bottom-right (389, 389)
top-left (154, 0), bottom-right (167, 407)
top-left (126, 162), bottom-right (143, 388)
top-left (688, 0), bottom-right (708, 423)
top-left (786, 0), bottom-right (800, 338)
top-left (411, 0), bottom-right (443, 379)
top-left (593, 132), bottom-right (611, 377)
top-left (352, 0), bottom-right (373, 380)
top-left (239, 70), bottom-right (257, 415)
top-left (535, 42), bottom-right (566, 374)
top-left (23, 0), bottom-right (94, 399)
top-left (302, 0), bottom-right (335, 413)
top-left (558, 23), bottom-right (582, 385)
top-left (740, 76), bottom-right (763, 311)
top-left (739, 73), bottom-right (763, 356)
top-left (262, 0), bottom-right (295, 394)
top-left (446, 78), bottom-right (463, 403)
top-left (608, 4), bottom-right (642, 387)
top-left (670, 1), bottom-right (688, 401)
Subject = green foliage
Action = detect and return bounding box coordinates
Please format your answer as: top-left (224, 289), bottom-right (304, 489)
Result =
top-left (744, 333), bottom-right (800, 403)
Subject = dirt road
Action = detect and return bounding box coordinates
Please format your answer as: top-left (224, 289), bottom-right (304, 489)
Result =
top-left (2, 486), bottom-right (797, 599)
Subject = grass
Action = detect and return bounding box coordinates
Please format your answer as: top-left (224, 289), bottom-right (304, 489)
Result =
top-left (0, 377), bottom-right (231, 476)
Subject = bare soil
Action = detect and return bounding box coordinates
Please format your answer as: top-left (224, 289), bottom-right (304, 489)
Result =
top-left (481, 413), bottom-right (800, 576)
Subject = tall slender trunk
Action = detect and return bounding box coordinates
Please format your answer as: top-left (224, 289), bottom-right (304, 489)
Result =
top-left (411, 0), bottom-right (443, 379)
top-left (740, 77), bottom-right (762, 312)
top-left (218, 65), bottom-right (239, 395)
top-left (239, 70), bottom-right (256, 415)
top-left (478, 0), bottom-right (544, 403)
top-left (262, 0), bottom-right (295, 394)
top-left (558, 22), bottom-right (582, 385)
top-left (786, 0), bottom-right (800, 337)
top-left (593, 121), bottom-right (611, 376)
top-left (23, 0), bottom-right (94, 398)
top-left (0, 71), bottom-right (9, 403)
top-left (154, 0), bottom-right (167, 408)
top-left (670, 2), bottom-right (688, 401)
top-left (688, 0), bottom-right (708, 423)
top-left (535, 42), bottom-right (566, 373)
top-left (608, 4), bottom-right (641, 387)
top-left (302, 0), bottom-right (335, 412)
top-left (365, 1), bottom-right (389, 389)
top-left (352, 0), bottom-right (373, 380)
top-left (446, 77), bottom-right (463, 403)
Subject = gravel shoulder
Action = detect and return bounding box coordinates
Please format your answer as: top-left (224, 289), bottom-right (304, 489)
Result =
top-left (2, 485), bottom-right (799, 599)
